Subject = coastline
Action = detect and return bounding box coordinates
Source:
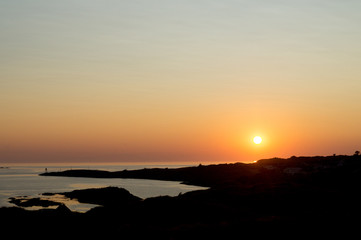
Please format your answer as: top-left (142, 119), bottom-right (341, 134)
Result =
top-left (0, 164), bottom-right (207, 211)
top-left (2, 154), bottom-right (361, 237)
top-left (40, 154), bottom-right (361, 187)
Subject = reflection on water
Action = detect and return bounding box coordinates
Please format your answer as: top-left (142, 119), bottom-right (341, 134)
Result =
top-left (9, 194), bottom-right (99, 212)
top-left (0, 164), bottom-right (207, 212)
top-left (69, 183), bottom-right (111, 189)
top-left (43, 194), bottom-right (99, 212)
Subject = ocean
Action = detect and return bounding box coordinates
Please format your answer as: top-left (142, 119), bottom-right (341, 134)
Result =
top-left (0, 163), bottom-right (207, 212)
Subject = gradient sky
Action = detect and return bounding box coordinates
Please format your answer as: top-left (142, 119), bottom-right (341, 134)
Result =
top-left (1, 0), bottom-right (361, 163)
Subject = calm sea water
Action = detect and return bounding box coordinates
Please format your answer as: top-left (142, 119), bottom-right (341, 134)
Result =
top-left (0, 163), bottom-right (207, 212)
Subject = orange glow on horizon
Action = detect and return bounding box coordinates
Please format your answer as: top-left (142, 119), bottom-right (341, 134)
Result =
top-left (1, 1), bottom-right (361, 163)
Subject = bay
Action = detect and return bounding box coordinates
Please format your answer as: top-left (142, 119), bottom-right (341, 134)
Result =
top-left (0, 163), bottom-right (207, 212)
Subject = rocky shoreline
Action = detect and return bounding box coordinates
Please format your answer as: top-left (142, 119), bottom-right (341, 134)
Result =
top-left (2, 154), bottom-right (361, 238)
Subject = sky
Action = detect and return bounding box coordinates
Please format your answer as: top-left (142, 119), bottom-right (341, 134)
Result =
top-left (1, 0), bottom-right (361, 163)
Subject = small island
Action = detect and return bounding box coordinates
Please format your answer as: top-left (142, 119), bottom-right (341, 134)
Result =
top-left (2, 154), bottom-right (361, 238)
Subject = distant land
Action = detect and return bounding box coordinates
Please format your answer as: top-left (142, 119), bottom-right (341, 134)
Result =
top-left (41, 153), bottom-right (361, 187)
top-left (3, 154), bottom-right (361, 238)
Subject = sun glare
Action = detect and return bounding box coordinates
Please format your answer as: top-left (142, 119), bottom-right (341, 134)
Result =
top-left (253, 136), bottom-right (262, 144)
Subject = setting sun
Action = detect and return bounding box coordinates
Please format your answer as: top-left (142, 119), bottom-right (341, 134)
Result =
top-left (253, 136), bottom-right (262, 145)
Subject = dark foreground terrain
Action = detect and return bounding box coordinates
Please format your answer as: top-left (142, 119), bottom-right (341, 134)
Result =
top-left (2, 154), bottom-right (361, 238)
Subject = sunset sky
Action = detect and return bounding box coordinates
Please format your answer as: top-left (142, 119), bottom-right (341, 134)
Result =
top-left (1, 0), bottom-right (361, 163)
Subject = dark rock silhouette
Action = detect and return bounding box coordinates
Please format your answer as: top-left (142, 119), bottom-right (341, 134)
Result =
top-left (55, 203), bottom-right (72, 214)
top-left (9, 197), bottom-right (61, 208)
top-left (3, 154), bottom-right (361, 238)
top-left (62, 186), bottom-right (141, 207)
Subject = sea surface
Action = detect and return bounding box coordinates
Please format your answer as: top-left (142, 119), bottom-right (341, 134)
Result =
top-left (0, 163), bottom-right (207, 212)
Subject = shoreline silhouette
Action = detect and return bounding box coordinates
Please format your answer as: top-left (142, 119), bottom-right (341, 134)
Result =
top-left (2, 154), bottom-right (361, 238)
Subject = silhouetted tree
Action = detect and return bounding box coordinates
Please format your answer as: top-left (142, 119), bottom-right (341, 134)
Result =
top-left (354, 151), bottom-right (360, 156)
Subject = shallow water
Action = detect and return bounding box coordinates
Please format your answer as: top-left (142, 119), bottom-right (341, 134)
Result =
top-left (0, 164), bottom-right (207, 212)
